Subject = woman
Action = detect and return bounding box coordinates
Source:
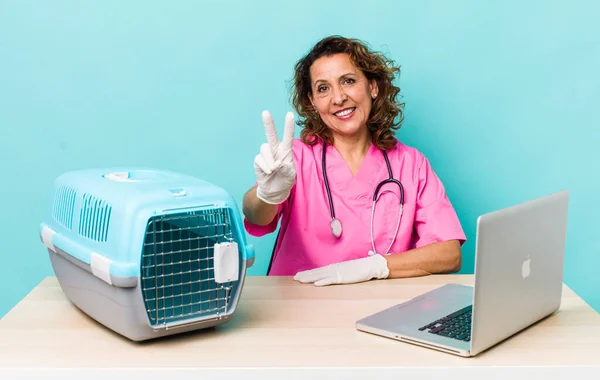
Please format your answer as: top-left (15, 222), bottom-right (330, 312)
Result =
top-left (242, 35), bottom-right (466, 286)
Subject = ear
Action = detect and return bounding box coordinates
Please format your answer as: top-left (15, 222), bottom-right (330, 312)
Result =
top-left (369, 79), bottom-right (379, 99)
top-left (308, 92), bottom-right (315, 107)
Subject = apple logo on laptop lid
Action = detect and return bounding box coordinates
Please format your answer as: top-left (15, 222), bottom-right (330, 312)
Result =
top-left (521, 255), bottom-right (531, 279)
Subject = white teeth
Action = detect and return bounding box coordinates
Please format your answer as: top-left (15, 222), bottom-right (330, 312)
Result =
top-left (335, 108), bottom-right (354, 117)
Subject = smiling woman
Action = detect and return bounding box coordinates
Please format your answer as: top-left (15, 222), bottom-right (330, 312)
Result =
top-left (307, 53), bottom-right (380, 175)
top-left (293, 36), bottom-right (402, 155)
top-left (241, 35), bottom-right (466, 286)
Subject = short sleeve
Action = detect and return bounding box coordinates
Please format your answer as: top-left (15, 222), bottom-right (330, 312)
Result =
top-left (411, 156), bottom-right (466, 248)
top-left (243, 183), bottom-right (292, 237)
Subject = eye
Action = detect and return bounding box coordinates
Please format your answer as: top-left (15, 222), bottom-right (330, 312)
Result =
top-left (317, 85), bottom-right (328, 93)
top-left (343, 78), bottom-right (356, 85)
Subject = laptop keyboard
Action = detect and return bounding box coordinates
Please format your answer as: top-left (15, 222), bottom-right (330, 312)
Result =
top-left (418, 305), bottom-right (472, 342)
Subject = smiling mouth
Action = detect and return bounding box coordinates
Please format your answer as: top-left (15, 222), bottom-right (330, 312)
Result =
top-left (334, 107), bottom-right (356, 118)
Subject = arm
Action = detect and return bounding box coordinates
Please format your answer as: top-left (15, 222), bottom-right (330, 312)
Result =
top-left (242, 185), bottom-right (279, 226)
top-left (244, 110), bottom-right (296, 227)
top-left (384, 155), bottom-right (464, 278)
top-left (385, 239), bottom-right (462, 278)
top-left (293, 240), bottom-right (462, 286)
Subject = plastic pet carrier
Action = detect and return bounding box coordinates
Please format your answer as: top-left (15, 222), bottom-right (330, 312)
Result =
top-left (39, 168), bottom-right (255, 341)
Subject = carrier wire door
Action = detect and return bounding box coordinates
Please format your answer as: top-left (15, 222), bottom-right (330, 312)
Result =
top-left (141, 207), bottom-right (238, 328)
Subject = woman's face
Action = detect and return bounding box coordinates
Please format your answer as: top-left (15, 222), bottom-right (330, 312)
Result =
top-left (308, 53), bottom-right (378, 140)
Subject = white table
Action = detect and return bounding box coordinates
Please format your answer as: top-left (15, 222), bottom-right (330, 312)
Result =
top-left (1, 275), bottom-right (598, 379)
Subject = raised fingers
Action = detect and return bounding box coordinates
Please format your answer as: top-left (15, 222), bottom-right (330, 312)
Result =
top-left (281, 111), bottom-right (295, 152)
top-left (262, 110), bottom-right (279, 151)
top-left (257, 143), bottom-right (276, 174)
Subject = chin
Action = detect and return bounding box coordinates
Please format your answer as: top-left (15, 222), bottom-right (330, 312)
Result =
top-left (325, 118), bottom-right (360, 132)
top-left (331, 124), bottom-right (365, 137)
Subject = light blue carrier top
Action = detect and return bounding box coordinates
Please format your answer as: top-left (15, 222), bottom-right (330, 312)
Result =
top-left (39, 167), bottom-right (254, 281)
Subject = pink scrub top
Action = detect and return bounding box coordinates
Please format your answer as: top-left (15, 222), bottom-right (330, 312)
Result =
top-left (244, 138), bottom-right (466, 276)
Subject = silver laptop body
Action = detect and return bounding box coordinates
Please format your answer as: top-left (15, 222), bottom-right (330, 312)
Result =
top-left (355, 190), bottom-right (569, 357)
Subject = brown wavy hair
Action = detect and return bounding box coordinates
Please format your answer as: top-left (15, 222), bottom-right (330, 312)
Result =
top-left (291, 35), bottom-right (404, 150)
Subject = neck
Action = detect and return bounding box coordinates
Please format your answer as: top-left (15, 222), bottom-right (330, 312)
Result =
top-left (330, 129), bottom-right (371, 174)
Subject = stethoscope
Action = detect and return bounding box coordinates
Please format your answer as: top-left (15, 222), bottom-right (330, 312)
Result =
top-left (321, 141), bottom-right (405, 256)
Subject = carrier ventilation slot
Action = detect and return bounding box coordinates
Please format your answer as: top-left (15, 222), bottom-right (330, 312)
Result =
top-left (78, 193), bottom-right (112, 242)
top-left (140, 207), bottom-right (238, 327)
top-left (52, 186), bottom-right (77, 230)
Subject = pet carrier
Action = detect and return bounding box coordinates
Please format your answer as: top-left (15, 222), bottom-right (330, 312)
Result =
top-left (39, 168), bottom-right (255, 341)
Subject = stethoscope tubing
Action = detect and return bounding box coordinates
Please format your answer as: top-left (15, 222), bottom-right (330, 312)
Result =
top-left (321, 141), bottom-right (405, 255)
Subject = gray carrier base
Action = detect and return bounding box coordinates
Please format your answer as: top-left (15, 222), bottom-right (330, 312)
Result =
top-left (47, 246), bottom-right (249, 342)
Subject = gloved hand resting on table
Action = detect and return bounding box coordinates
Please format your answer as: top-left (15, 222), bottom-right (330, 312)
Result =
top-left (293, 254), bottom-right (390, 286)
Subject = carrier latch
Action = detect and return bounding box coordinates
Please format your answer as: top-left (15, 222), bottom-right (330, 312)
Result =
top-left (213, 242), bottom-right (239, 283)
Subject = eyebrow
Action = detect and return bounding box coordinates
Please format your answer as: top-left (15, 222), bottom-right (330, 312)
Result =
top-left (312, 72), bottom-right (357, 86)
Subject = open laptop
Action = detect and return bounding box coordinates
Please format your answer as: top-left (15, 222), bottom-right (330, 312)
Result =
top-left (355, 190), bottom-right (569, 357)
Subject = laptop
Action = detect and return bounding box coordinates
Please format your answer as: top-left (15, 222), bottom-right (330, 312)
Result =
top-left (355, 190), bottom-right (569, 357)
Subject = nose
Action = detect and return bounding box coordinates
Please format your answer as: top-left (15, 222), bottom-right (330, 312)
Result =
top-left (331, 85), bottom-right (347, 105)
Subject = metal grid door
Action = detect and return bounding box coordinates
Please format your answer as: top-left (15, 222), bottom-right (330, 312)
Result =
top-left (140, 207), bottom-right (238, 328)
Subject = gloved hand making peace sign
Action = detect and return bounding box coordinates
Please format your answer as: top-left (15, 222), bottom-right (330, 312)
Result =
top-left (253, 110), bottom-right (296, 205)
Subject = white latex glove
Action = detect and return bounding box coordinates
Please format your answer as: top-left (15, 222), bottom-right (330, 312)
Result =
top-left (254, 110), bottom-right (296, 205)
top-left (293, 255), bottom-right (390, 286)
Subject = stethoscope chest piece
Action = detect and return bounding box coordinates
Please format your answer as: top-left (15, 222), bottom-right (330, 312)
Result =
top-left (331, 218), bottom-right (343, 237)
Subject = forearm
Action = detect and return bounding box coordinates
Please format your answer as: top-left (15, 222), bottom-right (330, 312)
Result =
top-left (242, 186), bottom-right (279, 226)
top-left (384, 240), bottom-right (462, 279)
